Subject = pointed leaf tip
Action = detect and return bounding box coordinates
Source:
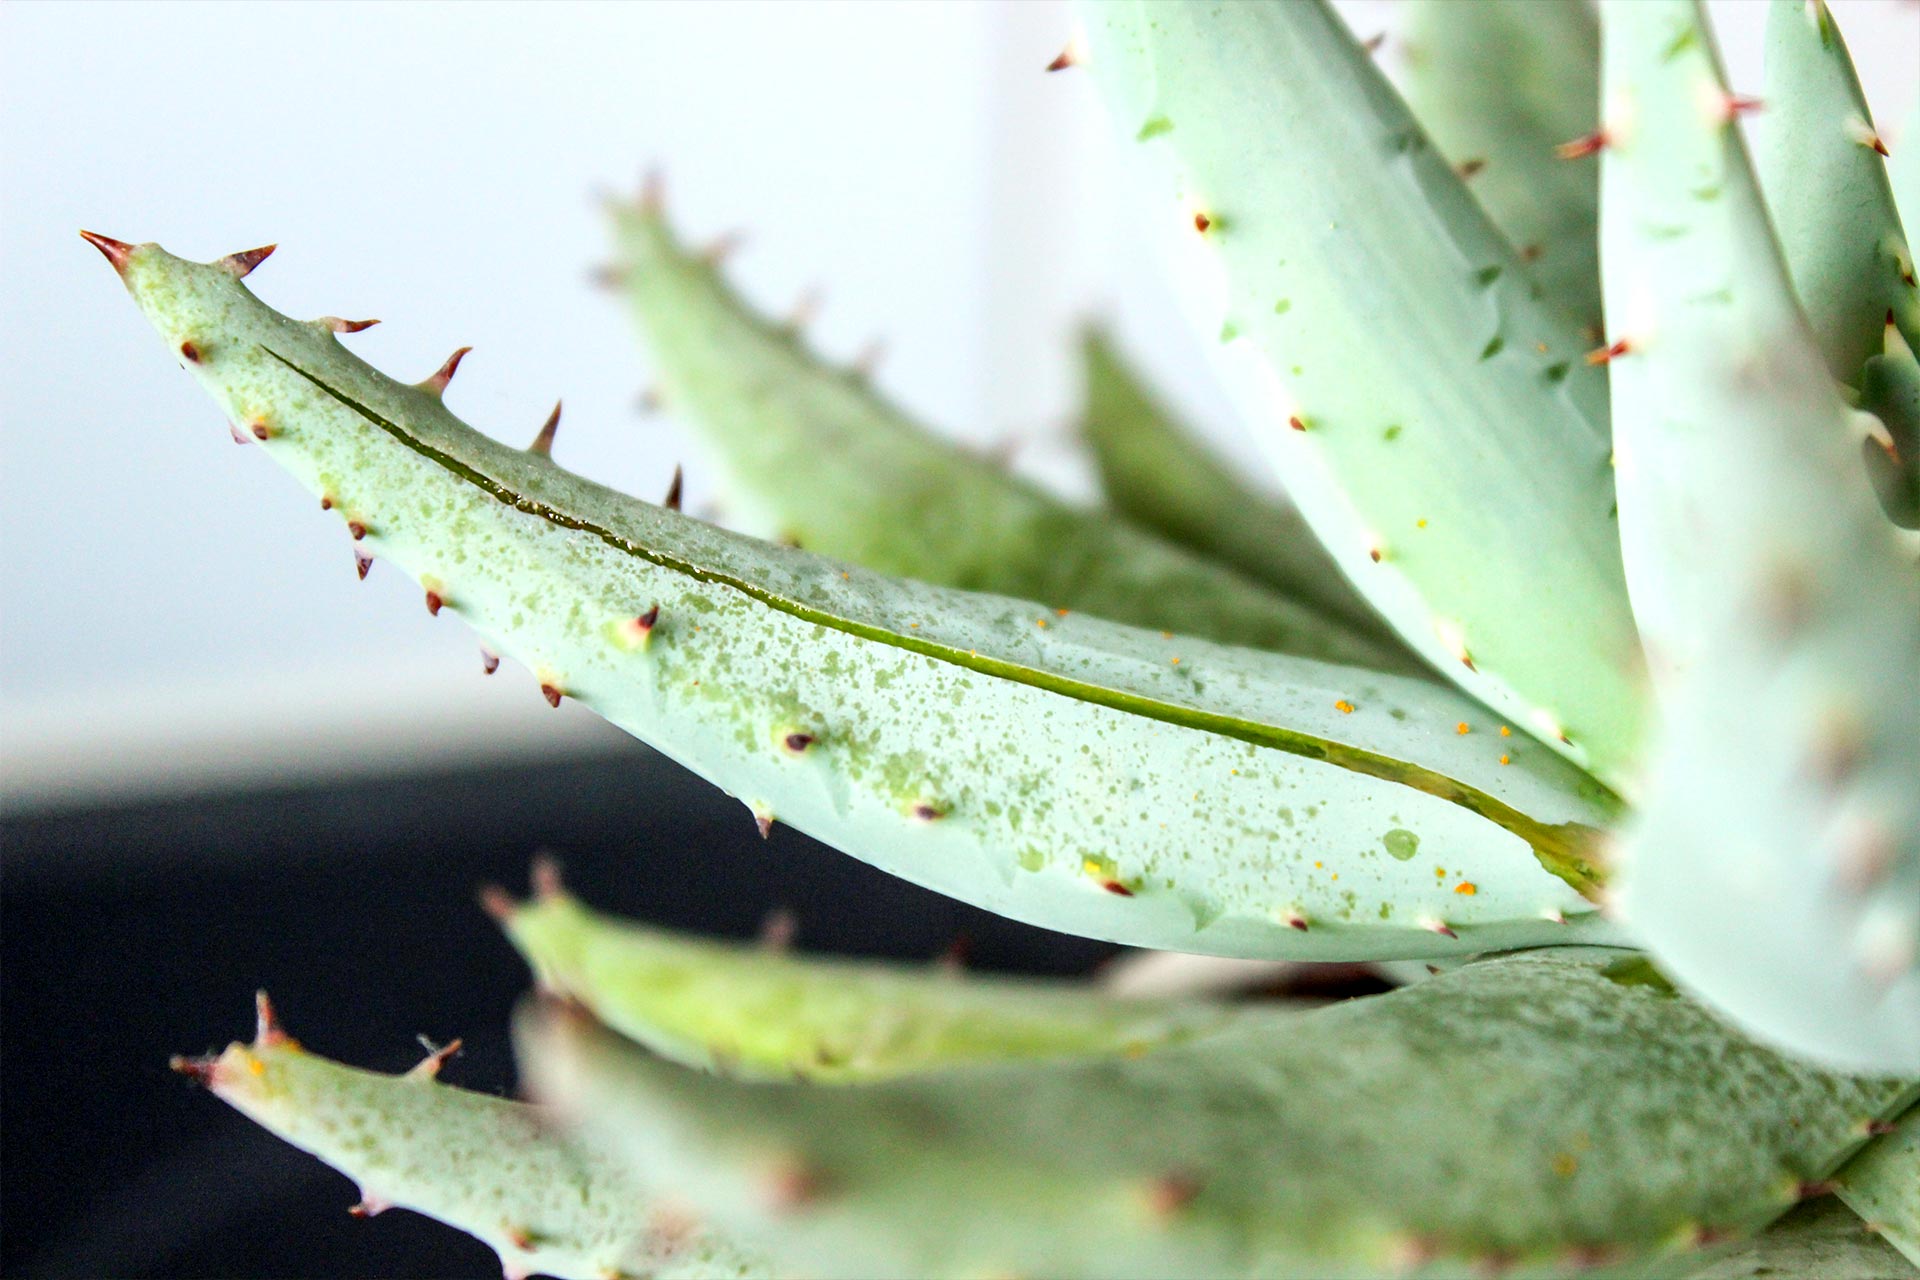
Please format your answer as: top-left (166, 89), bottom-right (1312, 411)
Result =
top-left (319, 316), bottom-right (380, 335)
top-left (79, 229), bottom-right (135, 274)
top-left (218, 244), bottom-right (277, 279)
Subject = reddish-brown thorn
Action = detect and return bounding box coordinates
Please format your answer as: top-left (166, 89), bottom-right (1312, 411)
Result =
top-left (529, 401), bottom-right (561, 456)
top-left (911, 802), bottom-right (945, 822)
top-left (1555, 130), bottom-right (1609, 160)
top-left (762, 1160), bottom-right (828, 1212)
top-left (540, 684), bottom-right (563, 708)
top-left (347, 521), bottom-right (367, 541)
top-left (754, 811), bottom-right (775, 840)
top-left (663, 464), bottom-right (684, 512)
top-left (1100, 879), bottom-right (1135, 897)
top-left (1797, 1180), bottom-right (1838, 1200)
top-left (1368, 547), bottom-right (1383, 563)
top-left (411, 1035), bottom-right (463, 1079)
top-left (480, 647), bottom-right (500, 675)
top-left (421, 346), bottom-right (473, 394)
top-left (531, 854), bottom-right (566, 900)
top-left (1288, 415), bottom-right (1308, 432)
top-left (478, 884), bottom-right (517, 922)
top-left (1426, 920), bottom-right (1460, 939)
top-left (783, 732), bottom-right (815, 754)
top-left (635, 603), bottom-right (661, 634)
top-left (425, 590), bottom-right (444, 617)
top-left (79, 229), bottom-right (136, 274)
top-left (1192, 211), bottom-right (1213, 233)
top-left (1145, 1171), bottom-right (1204, 1219)
top-left (640, 167), bottom-right (667, 213)
top-left (320, 316), bottom-right (381, 334)
top-left (1866, 1119), bottom-right (1899, 1136)
top-left (1458, 158), bottom-right (1487, 179)
top-left (759, 907), bottom-right (798, 951)
top-left (229, 422), bottom-right (253, 446)
top-left (179, 340), bottom-right (203, 364)
top-left (1284, 911), bottom-right (1310, 932)
top-left (320, 495), bottom-right (334, 511)
top-left (255, 990), bottom-right (290, 1046)
top-left (354, 548), bottom-right (374, 581)
top-left (1721, 94), bottom-right (1764, 121)
top-left (1586, 337), bottom-right (1633, 365)
top-left (347, 1197), bottom-right (389, 1219)
top-left (218, 244), bottom-right (277, 278)
top-left (169, 1054), bottom-right (219, 1085)
top-left (1362, 31), bottom-right (1386, 54)
top-left (250, 420), bottom-right (270, 442)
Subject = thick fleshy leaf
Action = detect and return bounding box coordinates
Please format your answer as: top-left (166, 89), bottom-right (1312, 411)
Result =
top-left (1601, 0), bottom-right (1920, 1072)
top-left (519, 950), bottom-right (1917, 1280)
top-left (172, 997), bottom-right (767, 1280)
top-left (1861, 337), bottom-right (1920, 527)
top-left (489, 866), bottom-right (1235, 1082)
top-left (608, 197), bottom-right (1406, 669)
top-left (1400, 0), bottom-right (1605, 336)
top-left (90, 238), bottom-right (1625, 961)
top-left (1837, 1102), bottom-right (1920, 1267)
top-left (1077, 0), bottom-right (1648, 789)
top-left (1688, 1198), bottom-right (1918, 1279)
top-left (1755, 0), bottom-right (1920, 385)
top-left (1076, 328), bottom-right (1407, 655)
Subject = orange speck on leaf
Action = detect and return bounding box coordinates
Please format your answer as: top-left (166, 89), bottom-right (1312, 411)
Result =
top-left (1335, 699), bottom-right (1355, 714)
top-left (1455, 882), bottom-right (1478, 896)
top-left (1455, 722), bottom-right (1470, 735)
top-left (1498, 753), bottom-right (1511, 766)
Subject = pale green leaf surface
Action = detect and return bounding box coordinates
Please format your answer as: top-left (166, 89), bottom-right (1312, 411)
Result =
top-left (175, 1009), bottom-right (767, 1280)
top-left (494, 874), bottom-right (1237, 1083)
top-left (1076, 327), bottom-right (1407, 655)
top-left (1685, 1198), bottom-right (1917, 1279)
top-left (96, 239), bottom-right (1626, 961)
top-left (519, 950), bottom-right (1917, 1280)
top-left (1756, 0), bottom-right (1920, 385)
top-left (610, 200), bottom-right (1407, 669)
top-left (1838, 1102), bottom-right (1920, 1267)
top-left (1601, 0), bottom-right (1920, 1072)
top-left (1400, 0), bottom-right (1605, 335)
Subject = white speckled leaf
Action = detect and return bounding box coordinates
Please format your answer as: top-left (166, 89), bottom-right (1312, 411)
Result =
top-left (1078, 0), bottom-right (1648, 789)
top-left (97, 239), bottom-right (1625, 961)
top-left (519, 950), bottom-right (1917, 1280)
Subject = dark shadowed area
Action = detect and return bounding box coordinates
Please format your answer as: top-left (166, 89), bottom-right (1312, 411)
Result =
top-left (1, 743), bottom-right (1117, 1278)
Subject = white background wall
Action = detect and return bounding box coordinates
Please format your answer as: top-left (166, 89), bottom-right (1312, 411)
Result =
top-left (3, 0), bottom-right (1915, 808)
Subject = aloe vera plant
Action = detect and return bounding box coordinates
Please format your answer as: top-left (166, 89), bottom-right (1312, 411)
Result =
top-left (92, 1), bottom-right (1920, 1276)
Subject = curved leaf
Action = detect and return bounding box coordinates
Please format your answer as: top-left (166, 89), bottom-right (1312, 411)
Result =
top-left (89, 236), bottom-right (1626, 961)
top-left (490, 866), bottom-right (1236, 1082)
top-left (1837, 1102), bottom-right (1920, 1267)
top-left (609, 198), bottom-right (1406, 669)
top-left (1756, 0), bottom-right (1920, 385)
top-left (1601, 0), bottom-right (1920, 1072)
top-left (1400, 0), bottom-right (1605, 335)
top-left (520, 950), bottom-right (1916, 1280)
top-left (172, 996), bottom-right (767, 1280)
top-left (1077, 0), bottom-right (1647, 790)
top-left (1076, 328), bottom-right (1407, 655)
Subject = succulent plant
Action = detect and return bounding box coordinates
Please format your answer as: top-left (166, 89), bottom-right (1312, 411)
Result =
top-left (91, 0), bottom-right (1918, 1276)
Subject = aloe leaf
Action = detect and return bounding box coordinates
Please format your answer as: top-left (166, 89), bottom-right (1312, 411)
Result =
top-left (1076, 328), bottom-right (1407, 656)
top-left (608, 198), bottom-right (1405, 669)
top-left (518, 950), bottom-right (1916, 1280)
top-left (1862, 336), bottom-right (1920, 527)
top-left (1077, 0), bottom-right (1647, 791)
top-left (88, 235), bottom-right (1625, 961)
top-left (171, 995), bottom-right (768, 1280)
top-left (489, 864), bottom-right (1235, 1083)
top-left (1687, 1198), bottom-right (1918, 1279)
top-left (1400, 0), bottom-right (1605, 336)
top-left (1756, 0), bottom-right (1920, 385)
top-left (1600, 0), bottom-right (1920, 1072)
top-left (1837, 1103), bottom-right (1920, 1267)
